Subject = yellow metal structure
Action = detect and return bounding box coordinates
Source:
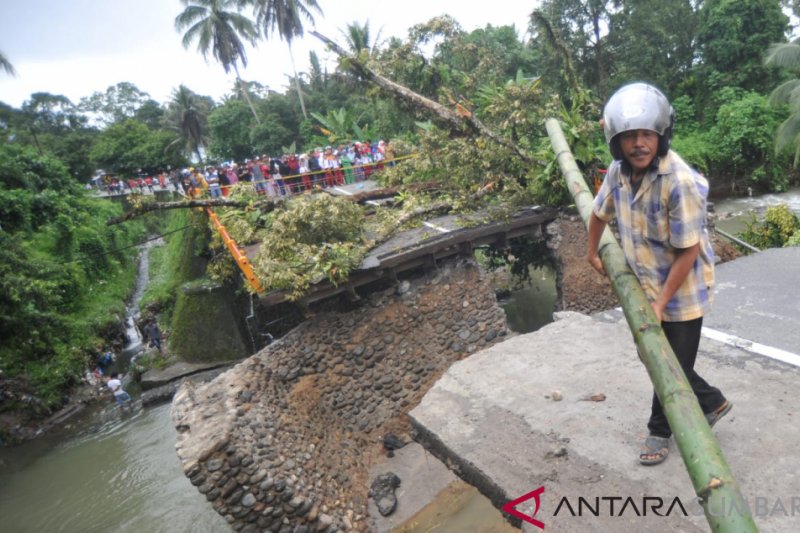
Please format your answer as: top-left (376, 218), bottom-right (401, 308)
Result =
top-left (205, 207), bottom-right (264, 293)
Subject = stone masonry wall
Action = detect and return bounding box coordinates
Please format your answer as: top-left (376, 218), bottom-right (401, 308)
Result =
top-left (171, 257), bottom-right (510, 532)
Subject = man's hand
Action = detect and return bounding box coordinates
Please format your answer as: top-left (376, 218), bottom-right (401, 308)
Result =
top-left (587, 213), bottom-right (608, 277)
top-left (587, 253), bottom-right (606, 276)
top-left (650, 301), bottom-right (664, 322)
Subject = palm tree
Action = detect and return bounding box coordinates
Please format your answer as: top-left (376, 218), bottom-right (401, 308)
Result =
top-left (241, 0), bottom-right (324, 119)
top-left (0, 50), bottom-right (16, 77)
top-left (340, 20), bottom-right (383, 56)
top-left (166, 85), bottom-right (211, 162)
top-left (175, 0), bottom-right (261, 123)
top-left (766, 41), bottom-right (800, 165)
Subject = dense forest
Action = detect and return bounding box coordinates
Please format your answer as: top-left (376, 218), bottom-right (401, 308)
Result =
top-left (2, 0), bottom-right (800, 424)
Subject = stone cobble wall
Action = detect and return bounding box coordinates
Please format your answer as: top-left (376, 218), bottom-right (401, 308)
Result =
top-left (171, 257), bottom-right (509, 532)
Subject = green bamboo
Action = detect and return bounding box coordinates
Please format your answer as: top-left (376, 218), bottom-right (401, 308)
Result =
top-left (546, 118), bottom-right (757, 532)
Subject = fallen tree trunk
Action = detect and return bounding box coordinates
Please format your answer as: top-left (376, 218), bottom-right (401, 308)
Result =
top-left (106, 197), bottom-right (280, 225)
top-left (309, 30), bottom-right (533, 164)
top-left (106, 181), bottom-right (447, 225)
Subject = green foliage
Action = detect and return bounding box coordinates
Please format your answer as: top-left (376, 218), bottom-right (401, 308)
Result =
top-left (78, 82), bottom-right (153, 126)
top-left (164, 85), bottom-right (214, 163)
top-left (696, 0), bottom-right (788, 94)
top-left (605, 0), bottom-right (699, 96)
top-left (0, 143), bottom-right (80, 192)
top-left (140, 210), bottom-right (206, 323)
top-left (670, 132), bottom-right (712, 175)
top-left (707, 90), bottom-right (793, 191)
top-left (310, 107), bottom-right (376, 144)
top-left (0, 145), bottom-right (147, 415)
top-left (785, 230), bottom-right (800, 247)
top-left (671, 95), bottom-right (700, 134)
top-left (765, 41), bottom-right (800, 169)
top-left (208, 100), bottom-right (256, 161)
top-left (738, 204), bottom-right (800, 249)
top-left (90, 119), bottom-right (186, 176)
top-left (250, 112), bottom-right (294, 155)
top-left (248, 194), bottom-right (367, 299)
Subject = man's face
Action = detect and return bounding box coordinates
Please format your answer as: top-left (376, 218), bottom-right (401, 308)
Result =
top-left (618, 129), bottom-right (659, 174)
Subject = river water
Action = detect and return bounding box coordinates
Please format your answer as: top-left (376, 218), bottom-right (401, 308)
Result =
top-left (0, 404), bottom-right (228, 532)
top-left (1, 188), bottom-right (797, 533)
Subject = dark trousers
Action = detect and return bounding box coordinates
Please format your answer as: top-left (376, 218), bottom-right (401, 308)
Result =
top-left (648, 317), bottom-right (726, 438)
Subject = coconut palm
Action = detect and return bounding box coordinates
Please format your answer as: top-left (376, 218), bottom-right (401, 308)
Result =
top-left (0, 50), bottom-right (16, 77)
top-left (175, 0), bottom-right (261, 123)
top-left (166, 85), bottom-right (212, 162)
top-left (765, 40), bottom-right (800, 165)
top-left (241, 0), bottom-right (324, 119)
top-left (340, 20), bottom-right (383, 56)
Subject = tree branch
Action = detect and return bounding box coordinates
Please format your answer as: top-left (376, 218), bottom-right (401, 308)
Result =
top-left (106, 181), bottom-right (448, 225)
top-left (309, 30), bottom-right (534, 163)
top-left (106, 197), bottom-right (280, 225)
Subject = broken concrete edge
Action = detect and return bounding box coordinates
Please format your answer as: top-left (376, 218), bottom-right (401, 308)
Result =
top-left (409, 414), bottom-right (521, 529)
top-left (140, 364), bottom-right (237, 407)
top-left (140, 360), bottom-right (240, 390)
top-left (172, 370), bottom-right (238, 472)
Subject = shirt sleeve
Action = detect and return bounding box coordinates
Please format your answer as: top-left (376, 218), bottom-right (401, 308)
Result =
top-left (592, 169), bottom-right (616, 222)
top-left (668, 170), bottom-right (705, 249)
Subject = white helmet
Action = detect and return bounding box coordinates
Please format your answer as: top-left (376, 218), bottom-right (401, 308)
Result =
top-left (603, 82), bottom-right (674, 160)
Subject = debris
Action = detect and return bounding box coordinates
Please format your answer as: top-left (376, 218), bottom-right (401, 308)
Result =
top-left (369, 472), bottom-right (401, 516)
top-left (382, 433), bottom-right (406, 451)
top-left (551, 390), bottom-right (563, 401)
top-left (579, 393), bottom-right (606, 402)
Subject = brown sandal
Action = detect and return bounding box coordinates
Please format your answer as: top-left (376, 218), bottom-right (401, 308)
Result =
top-left (639, 435), bottom-right (669, 466)
top-left (706, 400), bottom-right (733, 428)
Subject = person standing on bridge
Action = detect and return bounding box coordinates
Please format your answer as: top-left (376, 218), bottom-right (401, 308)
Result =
top-left (586, 82), bottom-right (732, 466)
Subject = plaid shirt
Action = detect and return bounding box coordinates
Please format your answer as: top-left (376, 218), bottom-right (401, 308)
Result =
top-left (593, 150), bottom-right (715, 322)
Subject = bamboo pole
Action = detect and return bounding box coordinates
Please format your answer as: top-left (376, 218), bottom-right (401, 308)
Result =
top-left (546, 118), bottom-right (757, 532)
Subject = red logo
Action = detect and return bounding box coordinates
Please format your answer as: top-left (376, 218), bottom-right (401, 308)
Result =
top-left (503, 486), bottom-right (546, 529)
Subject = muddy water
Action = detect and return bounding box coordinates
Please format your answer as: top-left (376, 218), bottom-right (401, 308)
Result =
top-left (499, 265), bottom-right (557, 334)
top-left (713, 187), bottom-right (800, 236)
top-left (0, 403), bottom-right (227, 532)
top-left (393, 480), bottom-right (519, 532)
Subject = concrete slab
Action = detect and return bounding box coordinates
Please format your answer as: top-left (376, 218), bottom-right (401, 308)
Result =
top-left (410, 312), bottom-right (800, 532)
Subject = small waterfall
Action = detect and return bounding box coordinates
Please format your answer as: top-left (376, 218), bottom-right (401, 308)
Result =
top-left (119, 239), bottom-right (162, 370)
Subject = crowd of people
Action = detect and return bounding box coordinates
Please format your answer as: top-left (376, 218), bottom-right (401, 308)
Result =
top-left (97, 139), bottom-right (398, 199)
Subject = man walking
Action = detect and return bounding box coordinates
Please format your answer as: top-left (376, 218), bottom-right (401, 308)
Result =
top-left (107, 373), bottom-right (133, 410)
top-left (144, 319), bottom-right (163, 355)
top-left (586, 82), bottom-right (732, 465)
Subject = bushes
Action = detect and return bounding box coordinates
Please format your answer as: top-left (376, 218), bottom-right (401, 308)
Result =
top-left (0, 145), bottom-right (146, 415)
top-left (738, 204), bottom-right (800, 250)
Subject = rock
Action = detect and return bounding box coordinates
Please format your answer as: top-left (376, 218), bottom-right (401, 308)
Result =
top-left (396, 281), bottom-right (411, 295)
top-left (369, 472), bottom-right (401, 516)
top-left (316, 514), bottom-right (333, 531)
top-left (382, 434), bottom-right (406, 451)
top-left (250, 469), bottom-right (268, 484)
top-left (552, 390), bottom-right (563, 401)
top-left (241, 493), bottom-right (257, 507)
top-left (206, 458), bottom-right (224, 472)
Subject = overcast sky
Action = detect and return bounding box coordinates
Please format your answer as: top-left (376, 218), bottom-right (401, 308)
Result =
top-left (0, 0), bottom-right (538, 109)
